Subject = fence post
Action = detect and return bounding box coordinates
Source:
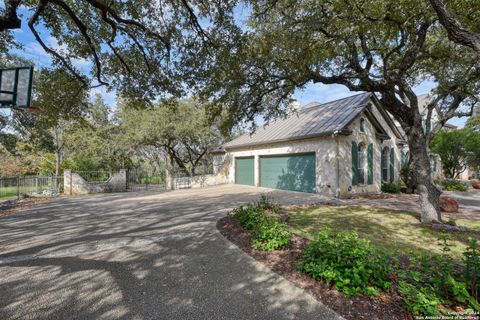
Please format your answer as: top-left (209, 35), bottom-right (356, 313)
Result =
top-left (16, 176), bottom-right (20, 200)
top-left (64, 169), bottom-right (72, 195)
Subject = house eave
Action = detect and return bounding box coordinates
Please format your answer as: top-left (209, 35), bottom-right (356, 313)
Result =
top-left (223, 129), bottom-right (351, 151)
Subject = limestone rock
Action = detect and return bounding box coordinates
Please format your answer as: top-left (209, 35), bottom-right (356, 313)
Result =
top-left (440, 196), bottom-right (459, 213)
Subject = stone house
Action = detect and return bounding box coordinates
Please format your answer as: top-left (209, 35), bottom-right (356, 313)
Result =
top-left (213, 93), bottom-right (408, 197)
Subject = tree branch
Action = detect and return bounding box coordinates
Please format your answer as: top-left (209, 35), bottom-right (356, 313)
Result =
top-left (28, 1), bottom-right (89, 87)
top-left (50, 0), bottom-right (108, 86)
top-left (429, 0), bottom-right (480, 52)
top-left (0, 0), bottom-right (21, 32)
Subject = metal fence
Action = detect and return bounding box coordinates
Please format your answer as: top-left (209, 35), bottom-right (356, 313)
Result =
top-left (0, 175), bottom-right (63, 201)
top-left (127, 169), bottom-right (166, 192)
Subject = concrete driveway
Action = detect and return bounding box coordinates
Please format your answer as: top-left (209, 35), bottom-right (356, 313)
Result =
top-left (0, 185), bottom-right (340, 320)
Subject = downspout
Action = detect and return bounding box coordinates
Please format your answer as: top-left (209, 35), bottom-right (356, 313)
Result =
top-left (333, 130), bottom-right (340, 198)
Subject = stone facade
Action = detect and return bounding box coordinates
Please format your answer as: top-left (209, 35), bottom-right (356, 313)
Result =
top-left (214, 100), bottom-right (406, 197)
top-left (172, 174), bottom-right (226, 190)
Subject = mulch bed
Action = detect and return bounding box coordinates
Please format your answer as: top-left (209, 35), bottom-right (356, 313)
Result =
top-left (0, 197), bottom-right (54, 218)
top-left (217, 215), bottom-right (412, 320)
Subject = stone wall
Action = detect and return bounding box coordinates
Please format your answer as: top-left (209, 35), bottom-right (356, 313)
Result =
top-left (172, 174), bottom-right (226, 190)
top-left (64, 170), bottom-right (126, 195)
top-left (220, 101), bottom-right (406, 197)
top-left (223, 136), bottom-right (338, 197)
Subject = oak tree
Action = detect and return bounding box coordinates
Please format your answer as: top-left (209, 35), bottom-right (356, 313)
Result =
top-left (195, 0), bottom-right (480, 222)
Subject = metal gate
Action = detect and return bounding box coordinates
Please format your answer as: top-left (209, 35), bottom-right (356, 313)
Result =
top-left (126, 168), bottom-right (166, 192)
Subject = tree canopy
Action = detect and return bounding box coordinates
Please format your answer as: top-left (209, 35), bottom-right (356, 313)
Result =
top-left (431, 128), bottom-right (480, 179)
top-left (0, 0), bottom-right (238, 102)
top-left (188, 0), bottom-right (480, 222)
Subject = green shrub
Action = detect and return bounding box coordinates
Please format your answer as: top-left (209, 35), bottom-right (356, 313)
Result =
top-left (256, 194), bottom-right (281, 213)
top-left (233, 204), bottom-right (267, 232)
top-left (232, 199), bottom-right (291, 251)
top-left (381, 182), bottom-right (401, 193)
top-left (464, 239), bottom-right (480, 303)
top-left (297, 228), bottom-right (392, 297)
top-left (441, 180), bottom-right (468, 192)
top-left (397, 237), bottom-right (480, 315)
top-left (251, 218), bottom-right (291, 251)
top-left (398, 281), bottom-right (441, 316)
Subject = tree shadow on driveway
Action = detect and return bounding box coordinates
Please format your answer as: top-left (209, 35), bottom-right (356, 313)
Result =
top-left (0, 185), bottom-right (339, 320)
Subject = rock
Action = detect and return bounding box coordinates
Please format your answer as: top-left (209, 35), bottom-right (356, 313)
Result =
top-left (446, 220), bottom-right (457, 226)
top-left (440, 196), bottom-right (459, 212)
top-left (472, 182), bottom-right (480, 189)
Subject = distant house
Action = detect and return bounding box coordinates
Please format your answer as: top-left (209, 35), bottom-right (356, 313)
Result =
top-left (213, 93), bottom-right (408, 197)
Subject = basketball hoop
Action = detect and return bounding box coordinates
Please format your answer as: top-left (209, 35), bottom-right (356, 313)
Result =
top-left (0, 66), bottom-right (34, 109)
top-left (11, 106), bottom-right (41, 113)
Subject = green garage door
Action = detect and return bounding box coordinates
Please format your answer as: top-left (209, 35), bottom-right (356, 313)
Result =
top-left (260, 153), bottom-right (316, 193)
top-left (235, 157), bottom-right (255, 186)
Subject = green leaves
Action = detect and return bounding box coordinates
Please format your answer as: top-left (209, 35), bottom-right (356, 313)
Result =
top-left (232, 197), bottom-right (291, 251)
top-left (298, 228), bottom-right (392, 297)
top-left (431, 128), bottom-right (480, 179)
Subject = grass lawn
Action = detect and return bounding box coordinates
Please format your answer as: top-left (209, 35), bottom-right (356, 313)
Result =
top-left (288, 205), bottom-right (480, 259)
top-left (0, 187), bottom-right (18, 200)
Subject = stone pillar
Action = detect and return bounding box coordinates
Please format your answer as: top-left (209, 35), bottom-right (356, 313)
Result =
top-left (118, 169), bottom-right (127, 192)
top-left (64, 169), bottom-right (72, 195)
top-left (165, 168), bottom-right (175, 190)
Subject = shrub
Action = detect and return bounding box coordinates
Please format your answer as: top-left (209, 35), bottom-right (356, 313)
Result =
top-left (232, 198), bottom-right (291, 251)
top-left (297, 228), bottom-right (392, 297)
top-left (397, 236), bottom-right (480, 315)
top-left (251, 218), bottom-right (291, 251)
top-left (256, 194), bottom-right (281, 213)
top-left (381, 182), bottom-right (401, 193)
top-left (441, 180), bottom-right (468, 192)
top-left (464, 239), bottom-right (480, 302)
top-left (398, 281), bottom-right (441, 316)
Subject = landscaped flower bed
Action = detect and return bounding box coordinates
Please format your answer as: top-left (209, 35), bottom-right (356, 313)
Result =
top-left (218, 196), bottom-right (480, 320)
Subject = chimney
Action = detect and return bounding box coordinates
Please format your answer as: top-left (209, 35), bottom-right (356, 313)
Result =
top-left (288, 98), bottom-right (301, 112)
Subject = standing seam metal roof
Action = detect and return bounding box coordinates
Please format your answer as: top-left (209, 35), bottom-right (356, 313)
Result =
top-left (223, 93), bottom-right (373, 149)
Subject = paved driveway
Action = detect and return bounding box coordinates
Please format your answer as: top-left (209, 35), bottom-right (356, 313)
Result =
top-left (0, 185), bottom-right (340, 320)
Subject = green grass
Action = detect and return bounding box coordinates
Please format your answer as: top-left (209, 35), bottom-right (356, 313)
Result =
top-left (0, 187), bottom-right (18, 200)
top-left (288, 205), bottom-right (480, 259)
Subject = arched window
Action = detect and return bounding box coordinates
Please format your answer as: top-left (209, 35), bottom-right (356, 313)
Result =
top-left (381, 147), bottom-right (389, 182)
top-left (358, 143), bottom-right (365, 184)
top-left (360, 118), bottom-right (365, 132)
top-left (401, 150), bottom-right (410, 169)
top-left (367, 143), bottom-right (373, 185)
top-left (389, 148), bottom-right (395, 182)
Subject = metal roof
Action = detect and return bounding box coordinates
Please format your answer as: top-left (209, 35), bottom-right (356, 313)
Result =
top-left (223, 93), bottom-right (373, 149)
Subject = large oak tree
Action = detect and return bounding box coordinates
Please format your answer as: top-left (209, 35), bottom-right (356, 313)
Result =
top-left (194, 0), bottom-right (480, 223)
top-left (0, 0), bottom-right (236, 100)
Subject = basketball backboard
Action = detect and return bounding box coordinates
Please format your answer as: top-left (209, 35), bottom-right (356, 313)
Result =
top-left (0, 66), bottom-right (34, 109)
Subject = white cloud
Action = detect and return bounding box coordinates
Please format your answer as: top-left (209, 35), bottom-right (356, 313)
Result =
top-left (89, 86), bottom-right (117, 107)
top-left (293, 82), bottom-right (355, 106)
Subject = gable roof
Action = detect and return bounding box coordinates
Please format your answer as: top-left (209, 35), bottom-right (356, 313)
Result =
top-left (417, 93), bottom-right (457, 129)
top-left (224, 93), bottom-right (394, 149)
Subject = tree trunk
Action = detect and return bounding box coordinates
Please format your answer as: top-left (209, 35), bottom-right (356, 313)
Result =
top-left (55, 151), bottom-right (61, 176)
top-left (407, 129), bottom-right (442, 223)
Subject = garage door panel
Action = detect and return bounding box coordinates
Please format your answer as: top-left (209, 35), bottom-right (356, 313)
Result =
top-left (260, 154), bottom-right (316, 193)
top-left (235, 157), bottom-right (254, 186)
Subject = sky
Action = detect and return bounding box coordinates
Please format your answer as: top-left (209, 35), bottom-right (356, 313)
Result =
top-left (3, 6), bottom-right (468, 128)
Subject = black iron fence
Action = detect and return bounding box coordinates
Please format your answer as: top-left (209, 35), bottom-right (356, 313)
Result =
top-left (126, 168), bottom-right (166, 191)
top-left (0, 175), bottom-right (63, 201)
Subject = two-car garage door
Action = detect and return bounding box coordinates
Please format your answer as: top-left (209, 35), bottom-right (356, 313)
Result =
top-left (235, 153), bottom-right (316, 193)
